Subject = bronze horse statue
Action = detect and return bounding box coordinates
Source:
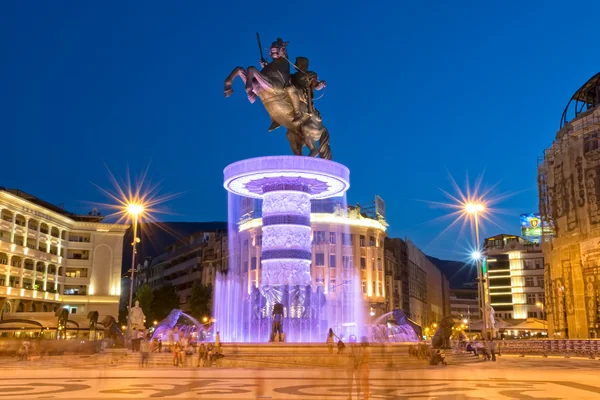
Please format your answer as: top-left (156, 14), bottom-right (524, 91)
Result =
top-left (224, 38), bottom-right (331, 159)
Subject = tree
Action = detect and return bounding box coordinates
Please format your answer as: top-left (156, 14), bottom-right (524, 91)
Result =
top-left (152, 285), bottom-right (180, 321)
top-left (188, 282), bottom-right (213, 319)
top-left (134, 283), bottom-right (154, 327)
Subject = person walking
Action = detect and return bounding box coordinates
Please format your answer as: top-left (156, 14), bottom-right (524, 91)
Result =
top-left (489, 339), bottom-right (497, 362)
top-left (197, 343), bottom-right (207, 367)
top-left (326, 328), bottom-right (337, 355)
top-left (215, 331), bottom-right (221, 354)
top-left (172, 342), bottom-right (181, 366)
top-left (140, 339), bottom-right (150, 367)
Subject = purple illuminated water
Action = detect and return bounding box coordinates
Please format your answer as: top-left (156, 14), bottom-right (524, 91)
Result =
top-left (371, 311), bottom-right (420, 342)
top-left (213, 192), bottom-right (366, 343)
top-left (151, 309), bottom-right (208, 342)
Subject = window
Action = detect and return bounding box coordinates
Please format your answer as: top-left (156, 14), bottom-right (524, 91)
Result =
top-left (525, 277), bottom-right (535, 287)
top-left (538, 293), bottom-right (545, 304)
top-left (256, 235), bottom-right (262, 246)
top-left (528, 311), bottom-right (538, 318)
top-left (535, 259), bottom-right (542, 269)
top-left (524, 260), bottom-right (534, 270)
top-left (372, 281), bottom-right (376, 294)
top-left (342, 234), bottom-right (352, 245)
top-left (315, 253), bottom-right (325, 267)
top-left (251, 257), bottom-right (257, 270)
top-left (377, 258), bottom-right (382, 271)
top-left (360, 257), bottom-right (366, 270)
top-left (329, 255), bottom-right (336, 268)
top-left (537, 277), bottom-right (545, 288)
top-left (526, 293), bottom-right (536, 305)
top-left (361, 281), bottom-right (366, 293)
top-left (329, 232), bottom-right (336, 244)
top-left (378, 282), bottom-right (382, 295)
top-left (330, 279), bottom-right (336, 292)
top-left (359, 235), bottom-right (365, 247)
top-left (244, 239), bottom-right (248, 249)
top-left (342, 256), bottom-right (353, 269)
top-left (313, 231), bottom-right (326, 244)
top-left (243, 261), bottom-right (248, 272)
top-left (369, 236), bottom-right (375, 246)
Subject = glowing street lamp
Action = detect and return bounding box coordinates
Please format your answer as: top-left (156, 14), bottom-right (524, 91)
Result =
top-left (126, 202), bottom-right (144, 340)
top-left (202, 316), bottom-right (209, 323)
top-left (465, 202), bottom-right (490, 340)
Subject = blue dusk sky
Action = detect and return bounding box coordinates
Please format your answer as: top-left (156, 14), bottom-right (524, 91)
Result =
top-left (2, 1), bottom-right (599, 261)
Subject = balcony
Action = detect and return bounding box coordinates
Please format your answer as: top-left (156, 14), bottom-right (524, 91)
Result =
top-left (63, 276), bottom-right (90, 286)
top-left (67, 240), bottom-right (93, 249)
top-left (163, 256), bottom-right (201, 276)
top-left (0, 219), bottom-right (12, 230)
top-left (67, 257), bottom-right (91, 267)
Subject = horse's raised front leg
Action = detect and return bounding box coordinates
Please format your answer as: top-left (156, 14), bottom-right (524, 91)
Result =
top-left (245, 66), bottom-right (260, 103)
top-left (224, 67), bottom-right (247, 98)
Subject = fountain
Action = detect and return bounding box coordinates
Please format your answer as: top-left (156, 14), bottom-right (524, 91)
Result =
top-left (370, 309), bottom-right (421, 343)
top-left (214, 156), bottom-right (365, 343)
top-left (151, 309), bottom-right (207, 343)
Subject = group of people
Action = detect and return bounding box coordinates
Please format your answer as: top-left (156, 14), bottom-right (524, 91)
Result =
top-left (466, 339), bottom-right (498, 361)
top-left (171, 331), bottom-right (222, 367)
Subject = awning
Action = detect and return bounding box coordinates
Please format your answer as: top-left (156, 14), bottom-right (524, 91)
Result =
top-left (508, 318), bottom-right (547, 331)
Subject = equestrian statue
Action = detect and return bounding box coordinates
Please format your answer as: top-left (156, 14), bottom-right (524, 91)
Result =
top-left (224, 35), bottom-right (332, 160)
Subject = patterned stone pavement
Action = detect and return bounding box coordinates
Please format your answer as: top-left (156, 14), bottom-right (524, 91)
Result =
top-left (0, 357), bottom-right (599, 399)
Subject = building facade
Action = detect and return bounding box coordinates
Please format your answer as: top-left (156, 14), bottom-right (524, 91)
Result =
top-left (383, 238), bottom-right (408, 315)
top-left (238, 200), bottom-right (389, 320)
top-left (449, 287), bottom-right (480, 322)
top-left (405, 239), bottom-right (450, 327)
top-left (137, 230), bottom-right (227, 311)
top-left (0, 188), bottom-right (127, 319)
top-left (537, 72), bottom-right (600, 338)
top-left (485, 234), bottom-right (545, 321)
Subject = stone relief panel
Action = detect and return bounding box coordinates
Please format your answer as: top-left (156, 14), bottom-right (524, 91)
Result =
top-left (585, 166), bottom-right (600, 226)
top-left (552, 163), bottom-right (565, 219)
top-left (261, 259), bottom-right (311, 286)
top-left (261, 225), bottom-right (311, 251)
top-left (262, 192), bottom-right (311, 216)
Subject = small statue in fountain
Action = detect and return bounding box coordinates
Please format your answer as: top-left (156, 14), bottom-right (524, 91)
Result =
top-left (129, 300), bottom-right (146, 330)
top-left (271, 303), bottom-right (284, 342)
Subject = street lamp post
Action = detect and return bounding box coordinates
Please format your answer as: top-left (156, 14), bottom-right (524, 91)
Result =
top-left (466, 202), bottom-right (488, 340)
top-left (126, 203), bottom-right (143, 341)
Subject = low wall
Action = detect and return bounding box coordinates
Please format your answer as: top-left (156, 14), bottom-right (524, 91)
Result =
top-left (499, 339), bottom-right (600, 357)
top-left (0, 339), bottom-right (101, 356)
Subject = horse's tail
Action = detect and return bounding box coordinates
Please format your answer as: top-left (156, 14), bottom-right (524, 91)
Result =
top-left (319, 128), bottom-right (332, 160)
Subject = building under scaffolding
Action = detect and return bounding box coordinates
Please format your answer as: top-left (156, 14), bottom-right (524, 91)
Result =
top-left (537, 72), bottom-right (600, 338)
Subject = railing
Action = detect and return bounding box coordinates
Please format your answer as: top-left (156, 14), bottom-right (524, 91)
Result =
top-left (499, 339), bottom-right (600, 358)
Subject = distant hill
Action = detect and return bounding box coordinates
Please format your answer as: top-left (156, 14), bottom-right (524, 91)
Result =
top-left (122, 221), bottom-right (227, 274)
top-left (427, 256), bottom-right (478, 289)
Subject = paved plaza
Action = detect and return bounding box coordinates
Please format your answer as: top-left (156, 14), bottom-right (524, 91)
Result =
top-left (1, 356), bottom-right (600, 399)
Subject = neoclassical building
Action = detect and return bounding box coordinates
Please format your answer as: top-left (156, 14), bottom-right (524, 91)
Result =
top-left (237, 199), bottom-right (389, 319)
top-left (0, 188), bottom-right (128, 319)
top-left (538, 72), bottom-right (600, 338)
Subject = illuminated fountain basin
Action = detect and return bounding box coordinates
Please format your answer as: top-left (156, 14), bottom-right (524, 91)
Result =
top-left (370, 310), bottom-right (421, 343)
top-left (216, 156), bottom-right (363, 343)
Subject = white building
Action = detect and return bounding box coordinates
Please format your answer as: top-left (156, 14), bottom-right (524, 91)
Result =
top-left (237, 200), bottom-right (389, 319)
top-left (485, 234), bottom-right (545, 321)
top-left (0, 188), bottom-right (128, 320)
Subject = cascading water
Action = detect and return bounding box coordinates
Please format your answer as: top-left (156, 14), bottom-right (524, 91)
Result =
top-left (369, 310), bottom-right (421, 342)
top-left (151, 309), bottom-right (207, 342)
top-left (215, 156), bottom-right (365, 343)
